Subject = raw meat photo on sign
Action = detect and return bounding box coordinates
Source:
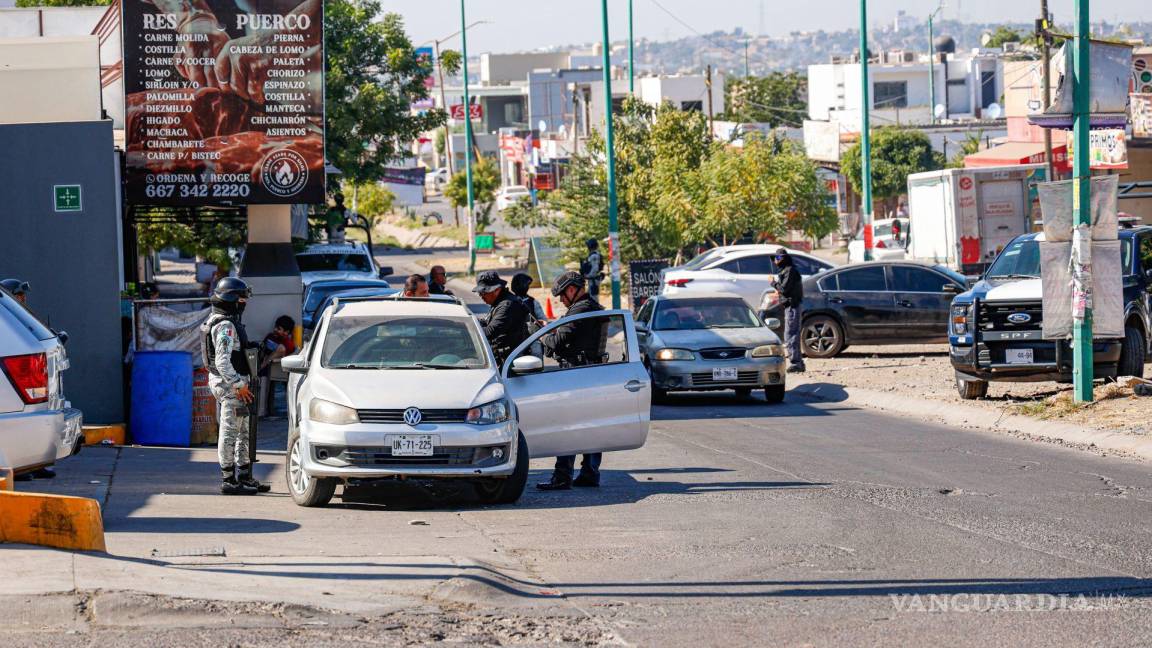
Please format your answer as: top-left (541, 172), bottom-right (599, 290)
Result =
top-left (122, 0), bottom-right (324, 205)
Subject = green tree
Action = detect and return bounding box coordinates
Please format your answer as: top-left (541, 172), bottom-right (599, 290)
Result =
top-left (136, 219), bottom-right (246, 272)
top-left (947, 131), bottom-right (984, 168)
top-left (340, 181), bottom-right (394, 229)
top-left (984, 27), bottom-right (1023, 49)
top-left (444, 156), bottom-right (500, 230)
top-left (841, 128), bottom-right (944, 214)
top-left (721, 72), bottom-right (808, 128)
top-left (503, 197), bottom-right (551, 235)
top-left (325, 2), bottom-right (444, 187)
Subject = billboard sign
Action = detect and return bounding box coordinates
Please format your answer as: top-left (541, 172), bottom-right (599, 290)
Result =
top-left (450, 104), bottom-right (483, 120)
top-left (628, 259), bottom-right (671, 313)
top-left (121, 0), bottom-right (325, 205)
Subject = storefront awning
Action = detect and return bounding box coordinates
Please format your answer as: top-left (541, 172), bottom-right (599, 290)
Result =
top-left (964, 141), bottom-right (1070, 172)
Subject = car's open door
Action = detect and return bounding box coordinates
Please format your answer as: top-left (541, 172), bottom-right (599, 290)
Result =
top-left (503, 309), bottom-right (651, 458)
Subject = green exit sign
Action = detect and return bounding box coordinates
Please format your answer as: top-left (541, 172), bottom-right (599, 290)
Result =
top-left (54, 185), bottom-right (82, 212)
top-left (475, 233), bottom-right (495, 251)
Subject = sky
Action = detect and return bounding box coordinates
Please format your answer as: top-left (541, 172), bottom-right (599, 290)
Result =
top-left (398, 0), bottom-right (1147, 54)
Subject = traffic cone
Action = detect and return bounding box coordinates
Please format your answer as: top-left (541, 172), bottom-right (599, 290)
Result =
top-left (545, 297), bottom-right (555, 320)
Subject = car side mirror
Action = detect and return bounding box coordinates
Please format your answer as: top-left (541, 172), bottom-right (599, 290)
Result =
top-left (941, 284), bottom-right (961, 294)
top-left (510, 355), bottom-right (543, 375)
top-left (764, 317), bottom-right (781, 329)
top-left (281, 354), bottom-right (309, 374)
top-left (635, 321), bottom-right (648, 333)
top-left (378, 267), bottom-right (394, 279)
top-left (55, 330), bottom-right (69, 346)
top-left (1144, 268), bottom-right (1152, 281)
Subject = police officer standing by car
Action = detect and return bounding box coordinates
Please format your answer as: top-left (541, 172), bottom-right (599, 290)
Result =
top-left (201, 278), bottom-right (268, 495)
top-left (581, 238), bottom-right (603, 298)
top-left (771, 248), bottom-right (806, 374)
top-left (474, 271), bottom-right (530, 368)
top-left (1, 279), bottom-right (30, 305)
top-left (537, 271), bottom-right (606, 491)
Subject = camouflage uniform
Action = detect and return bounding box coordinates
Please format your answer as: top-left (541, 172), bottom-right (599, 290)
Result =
top-left (203, 315), bottom-right (250, 472)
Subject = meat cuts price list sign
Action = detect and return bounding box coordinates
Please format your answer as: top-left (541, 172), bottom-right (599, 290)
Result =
top-left (122, 0), bottom-right (324, 205)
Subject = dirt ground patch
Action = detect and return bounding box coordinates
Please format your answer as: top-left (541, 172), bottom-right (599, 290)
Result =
top-left (798, 344), bottom-right (1152, 437)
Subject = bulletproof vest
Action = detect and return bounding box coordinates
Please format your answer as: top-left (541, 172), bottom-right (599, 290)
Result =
top-left (203, 312), bottom-right (251, 378)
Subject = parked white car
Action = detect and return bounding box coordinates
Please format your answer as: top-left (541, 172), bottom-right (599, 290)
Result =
top-left (661, 245), bottom-right (836, 308)
top-left (281, 295), bottom-right (651, 507)
top-left (295, 241), bottom-right (392, 288)
top-left (0, 289), bottom-right (82, 474)
top-left (846, 218), bottom-right (909, 264)
top-left (495, 185), bottom-right (531, 211)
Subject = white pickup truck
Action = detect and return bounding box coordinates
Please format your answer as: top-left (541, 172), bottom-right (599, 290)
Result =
top-left (0, 289), bottom-right (82, 474)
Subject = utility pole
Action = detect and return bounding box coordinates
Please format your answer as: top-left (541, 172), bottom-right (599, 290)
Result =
top-left (600, 0), bottom-right (622, 309)
top-left (706, 64), bottom-right (715, 133)
top-left (744, 39), bottom-right (750, 77)
top-left (628, 0), bottom-right (635, 94)
top-left (928, 2), bottom-right (944, 125)
top-left (1038, 0), bottom-right (1056, 180)
top-left (433, 40), bottom-right (458, 226)
top-left (859, 0), bottom-right (875, 262)
top-left (1071, 0), bottom-right (1093, 402)
top-left (460, 0), bottom-right (476, 275)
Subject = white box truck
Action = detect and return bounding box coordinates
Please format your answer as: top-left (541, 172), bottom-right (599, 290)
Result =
top-left (906, 164), bottom-right (1047, 275)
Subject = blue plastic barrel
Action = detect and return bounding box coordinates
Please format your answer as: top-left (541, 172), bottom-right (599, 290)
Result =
top-left (131, 351), bottom-right (194, 447)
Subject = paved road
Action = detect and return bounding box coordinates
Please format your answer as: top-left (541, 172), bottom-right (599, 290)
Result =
top-left (5, 388), bottom-right (1152, 646)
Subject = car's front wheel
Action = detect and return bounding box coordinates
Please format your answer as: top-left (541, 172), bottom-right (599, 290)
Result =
top-left (955, 374), bottom-right (989, 400)
top-left (474, 432), bottom-right (529, 506)
top-left (764, 385), bottom-right (786, 404)
top-left (286, 429), bottom-right (337, 507)
top-left (1117, 325), bottom-right (1146, 379)
top-left (802, 316), bottom-right (845, 358)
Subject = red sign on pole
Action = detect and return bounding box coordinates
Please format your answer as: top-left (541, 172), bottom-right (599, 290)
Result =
top-left (450, 104), bottom-right (483, 120)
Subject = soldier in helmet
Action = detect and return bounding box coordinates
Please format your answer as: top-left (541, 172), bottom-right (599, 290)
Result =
top-left (201, 277), bottom-right (268, 495)
top-left (537, 271), bottom-right (606, 491)
top-left (1, 279), bottom-right (30, 306)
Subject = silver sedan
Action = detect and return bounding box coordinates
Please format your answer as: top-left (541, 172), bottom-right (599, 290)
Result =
top-left (636, 294), bottom-right (786, 403)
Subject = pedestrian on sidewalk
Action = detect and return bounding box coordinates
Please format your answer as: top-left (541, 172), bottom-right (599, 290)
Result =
top-left (771, 248), bottom-right (806, 373)
top-left (428, 265), bottom-right (453, 296)
top-left (200, 278), bottom-right (268, 495)
top-left (403, 274), bottom-right (430, 297)
top-left (473, 271), bottom-right (529, 368)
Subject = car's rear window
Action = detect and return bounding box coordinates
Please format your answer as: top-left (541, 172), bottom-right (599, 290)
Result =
top-left (297, 253), bottom-right (372, 273)
top-left (0, 291), bottom-right (56, 341)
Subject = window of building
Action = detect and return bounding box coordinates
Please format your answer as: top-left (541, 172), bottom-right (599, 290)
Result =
top-left (873, 81), bottom-right (908, 109)
top-left (680, 100), bottom-right (703, 112)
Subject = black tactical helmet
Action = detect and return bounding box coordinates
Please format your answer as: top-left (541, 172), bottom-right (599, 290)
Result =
top-left (510, 272), bottom-right (533, 296)
top-left (551, 271), bottom-right (585, 297)
top-left (211, 277), bottom-right (251, 304)
top-left (585, 238), bottom-right (599, 250)
top-left (0, 279), bottom-right (29, 296)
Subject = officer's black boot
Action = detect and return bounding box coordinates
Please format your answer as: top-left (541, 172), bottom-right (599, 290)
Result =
top-left (236, 464), bottom-right (270, 493)
top-left (220, 465), bottom-right (241, 495)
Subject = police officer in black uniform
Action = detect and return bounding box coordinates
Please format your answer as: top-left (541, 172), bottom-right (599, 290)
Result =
top-left (537, 271), bottom-right (606, 491)
top-left (474, 271), bottom-right (530, 368)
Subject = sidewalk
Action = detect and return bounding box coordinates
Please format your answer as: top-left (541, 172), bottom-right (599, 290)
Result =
top-left (790, 345), bottom-right (1152, 461)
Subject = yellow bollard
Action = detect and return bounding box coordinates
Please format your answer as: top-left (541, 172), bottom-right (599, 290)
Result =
top-left (0, 491), bottom-right (106, 552)
top-left (0, 467), bottom-right (12, 491)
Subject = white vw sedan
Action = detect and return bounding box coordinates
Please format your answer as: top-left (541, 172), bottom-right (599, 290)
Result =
top-left (281, 296), bottom-right (651, 507)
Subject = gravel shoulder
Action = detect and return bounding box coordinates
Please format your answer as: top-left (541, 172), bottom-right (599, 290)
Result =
top-left (795, 344), bottom-right (1152, 438)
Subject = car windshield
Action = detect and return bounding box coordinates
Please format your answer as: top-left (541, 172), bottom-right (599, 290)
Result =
top-left (681, 249), bottom-right (723, 270)
top-left (322, 316), bottom-right (488, 369)
top-left (297, 253), bottom-right (372, 273)
top-left (304, 283), bottom-right (383, 313)
top-left (985, 239), bottom-right (1041, 279)
top-left (653, 298), bottom-right (762, 330)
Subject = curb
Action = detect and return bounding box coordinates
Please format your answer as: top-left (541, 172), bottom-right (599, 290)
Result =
top-left (0, 491), bottom-right (106, 552)
top-left (84, 424), bottom-right (126, 446)
top-left (789, 381), bottom-right (1152, 461)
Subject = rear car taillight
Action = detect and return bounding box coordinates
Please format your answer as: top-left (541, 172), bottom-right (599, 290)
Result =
top-left (666, 278), bottom-right (694, 288)
top-left (2, 353), bottom-right (49, 404)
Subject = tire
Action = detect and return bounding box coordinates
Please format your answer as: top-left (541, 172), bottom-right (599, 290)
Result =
top-left (286, 429), bottom-right (337, 507)
top-left (735, 387), bottom-right (753, 399)
top-left (474, 432), bottom-right (529, 506)
top-left (955, 374), bottom-right (989, 400)
top-left (764, 385), bottom-right (786, 404)
top-left (1117, 325), bottom-right (1146, 379)
top-left (802, 315), bottom-right (845, 358)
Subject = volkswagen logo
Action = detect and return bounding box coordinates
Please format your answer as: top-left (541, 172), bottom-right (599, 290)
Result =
top-left (403, 407), bottom-right (423, 426)
top-left (1007, 313), bottom-right (1032, 324)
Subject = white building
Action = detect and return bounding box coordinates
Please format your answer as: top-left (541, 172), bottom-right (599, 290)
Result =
top-left (637, 73), bottom-right (725, 115)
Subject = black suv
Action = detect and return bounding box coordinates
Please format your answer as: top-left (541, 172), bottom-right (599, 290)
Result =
top-left (948, 227), bottom-right (1152, 398)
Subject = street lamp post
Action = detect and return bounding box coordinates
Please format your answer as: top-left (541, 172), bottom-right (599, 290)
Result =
top-left (927, 2), bottom-right (944, 125)
top-left (460, 0), bottom-right (477, 275)
top-left (600, 0), bottom-right (622, 309)
top-left (1071, 0), bottom-right (1093, 403)
top-left (859, 0), bottom-right (875, 262)
top-left (628, 0), bottom-right (635, 94)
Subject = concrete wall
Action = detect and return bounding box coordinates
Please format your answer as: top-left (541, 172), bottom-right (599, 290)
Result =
top-left (637, 74), bottom-right (725, 115)
top-left (0, 36), bottom-right (102, 124)
top-left (0, 120), bottom-right (124, 423)
top-left (0, 6), bottom-right (105, 38)
top-left (481, 52), bottom-right (570, 85)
